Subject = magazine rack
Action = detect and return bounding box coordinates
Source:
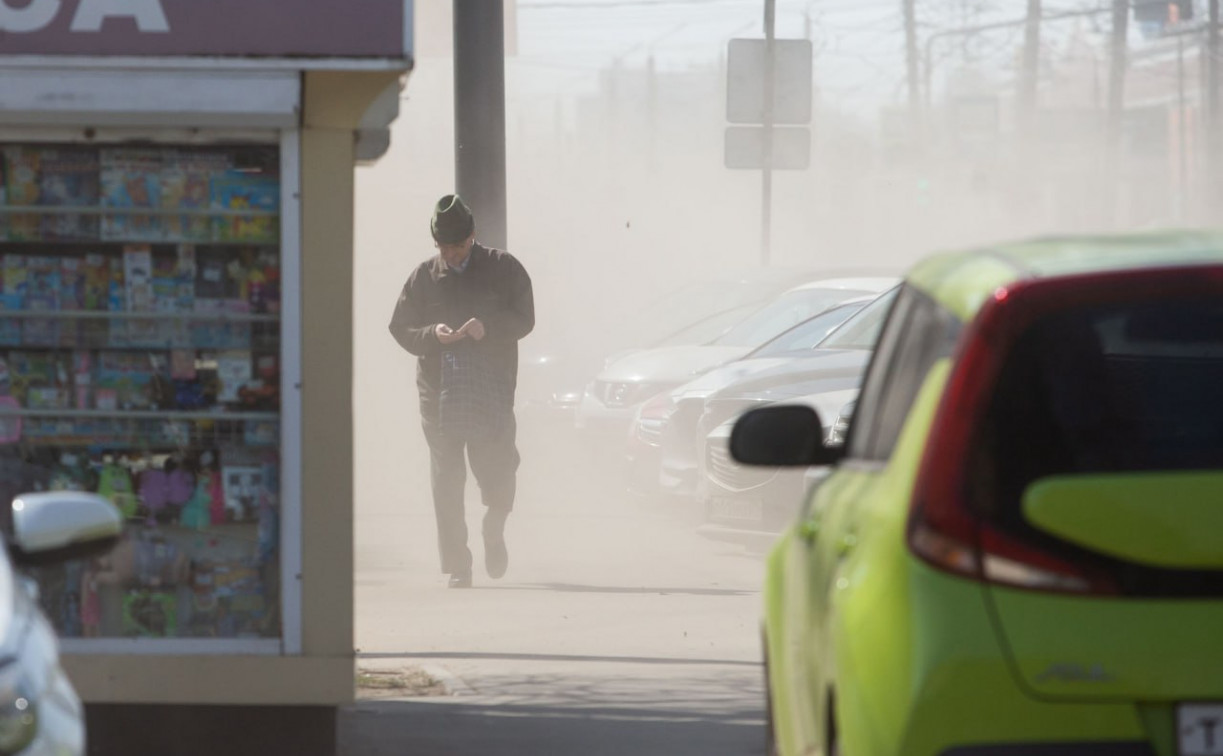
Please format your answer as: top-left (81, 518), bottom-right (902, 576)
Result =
top-left (0, 143), bottom-right (283, 642)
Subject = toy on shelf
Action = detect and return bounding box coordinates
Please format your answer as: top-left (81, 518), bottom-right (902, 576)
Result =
top-left (97, 455), bottom-right (137, 520)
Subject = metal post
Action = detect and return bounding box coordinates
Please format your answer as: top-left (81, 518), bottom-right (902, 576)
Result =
top-left (1178, 33), bottom-right (1189, 221)
top-left (453, 0), bottom-right (508, 250)
top-left (1209, 0), bottom-right (1221, 209)
top-left (647, 54), bottom-right (657, 170)
top-left (903, 0), bottom-right (920, 139)
top-left (1105, 0), bottom-right (1128, 227)
top-left (761, 0), bottom-right (776, 266)
top-left (1019, 0), bottom-right (1041, 131)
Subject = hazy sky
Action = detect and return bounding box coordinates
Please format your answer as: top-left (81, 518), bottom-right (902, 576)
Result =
top-left (507, 0), bottom-right (1117, 116)
top-left (514, 0), bottom-right (908, 112)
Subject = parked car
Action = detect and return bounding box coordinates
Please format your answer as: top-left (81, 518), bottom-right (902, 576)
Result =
top-left (516, 267), bottom-right (833, 426)
top-left (623, 296), bottom-right (875, 497)
top-left (642, 286), bottom-right (898, 503)
top-left (733, 232), bottom-right (1223, 756)
top-left (576, 277), bottom-right (896, 442)
top-left (700, 393), bottom-right (855, 537)
top-left (0, 489), bottom-right (121, 756)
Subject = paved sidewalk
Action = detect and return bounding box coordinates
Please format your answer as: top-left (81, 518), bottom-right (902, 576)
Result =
top-left (341, 429), bottom-right (770, 755)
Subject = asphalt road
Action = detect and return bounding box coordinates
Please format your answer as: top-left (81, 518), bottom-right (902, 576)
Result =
top-left (341, 420), bottom-right (771, 755)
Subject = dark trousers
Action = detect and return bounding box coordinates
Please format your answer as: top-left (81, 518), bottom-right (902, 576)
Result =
top-left (422, 415), bottom-right (520, 575)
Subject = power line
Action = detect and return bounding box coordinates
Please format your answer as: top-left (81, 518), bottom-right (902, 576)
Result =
top-left (521, 0), bottom-right (755, 8)
top-left (520, 0), bottom-right (899, 10)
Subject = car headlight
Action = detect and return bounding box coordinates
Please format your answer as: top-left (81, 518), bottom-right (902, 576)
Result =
top-left (0, 660), bottom-right (38, 755)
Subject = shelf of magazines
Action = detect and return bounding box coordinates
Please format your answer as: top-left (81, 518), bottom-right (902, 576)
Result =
top-left (10, 436), bottom-right (284, 641)
top-left (0, 206), bottom-right (279, 247)
top-left (0, 346), bottom-right (284, 642)
top-left (0, 143), bottom-right (285, 643)
top-left (0, 144), bottom-right (281, 246)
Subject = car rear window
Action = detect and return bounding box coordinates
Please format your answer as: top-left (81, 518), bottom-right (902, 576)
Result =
top-left (971, 295), bottom-right (1223, 515)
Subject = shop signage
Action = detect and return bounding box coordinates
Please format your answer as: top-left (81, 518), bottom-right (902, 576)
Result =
top-left (0, 0), bottom-right (166, 33)
top-left (0, 0), bottom-right (407, 58)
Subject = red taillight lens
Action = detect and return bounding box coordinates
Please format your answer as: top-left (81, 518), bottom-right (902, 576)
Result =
top-left (639, 392), bottom-right (676, 421)
top-left (629, 391), bottom-right (676, 447)
top-left (976, 527), bottom-right (1115, 594)
top-left (907, 265), bottom-right (1223, 595)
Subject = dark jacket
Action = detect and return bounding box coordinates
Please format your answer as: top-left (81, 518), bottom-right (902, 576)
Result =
top-left (389, 243), bottom-right (535, 422)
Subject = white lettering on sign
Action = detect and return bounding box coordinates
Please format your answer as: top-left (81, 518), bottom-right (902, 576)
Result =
top-left (0, 0), bottom-right (61, 33)
top-left (71, 0), bottom-right (169, 32)
top-left (0, 0), bottom-right (169, 33)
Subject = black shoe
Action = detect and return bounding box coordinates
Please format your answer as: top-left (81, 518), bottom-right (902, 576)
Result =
top-left (448, 572), bottom-right (472, 589)
top-left (484, 511), bottom-right (509, 580)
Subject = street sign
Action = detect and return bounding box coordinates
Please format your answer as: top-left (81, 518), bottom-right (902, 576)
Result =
top-left (726, 38), bottom-right (813, 125)
top-left (724, 126), bottom-right (811, 170)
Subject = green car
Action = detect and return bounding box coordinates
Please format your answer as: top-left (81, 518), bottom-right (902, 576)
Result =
top-left (732, 232), bottom-right (1223, 756)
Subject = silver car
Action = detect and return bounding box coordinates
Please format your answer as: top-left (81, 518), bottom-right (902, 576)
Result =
top-left (0, 491), bottom-right (121, 755)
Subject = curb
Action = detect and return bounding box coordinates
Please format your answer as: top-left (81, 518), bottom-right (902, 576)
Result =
top-left (419, 664), bottom-right (476, 697)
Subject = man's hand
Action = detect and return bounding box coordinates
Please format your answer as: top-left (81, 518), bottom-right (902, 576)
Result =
top-left (458, 318), bottom-right (486, 341)
top-left (435, 323), bottom-right (466, 345)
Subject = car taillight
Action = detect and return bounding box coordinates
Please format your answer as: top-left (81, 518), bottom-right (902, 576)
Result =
top-left (630, 391), bottom-right (676, 447)
top-left (639, 392), bottom-right (676, 421)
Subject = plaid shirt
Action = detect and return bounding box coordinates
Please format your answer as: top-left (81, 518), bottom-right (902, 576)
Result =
top-left (438, 349), bottom-right (514, 437)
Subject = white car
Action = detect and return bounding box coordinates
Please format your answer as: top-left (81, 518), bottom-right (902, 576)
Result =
top-left (575, 277), bottom-right (896, 440)
top-left (0, 491), bottom-right (121, 755)
top-left (698, 391), bottom-right (856, 540)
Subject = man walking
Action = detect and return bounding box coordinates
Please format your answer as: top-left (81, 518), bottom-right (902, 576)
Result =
top-left (389, 195), bottom-right (535, 588)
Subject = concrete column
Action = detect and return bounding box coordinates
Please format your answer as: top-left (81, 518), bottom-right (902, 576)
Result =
top-left (453, 0), bottom-right (508, 250)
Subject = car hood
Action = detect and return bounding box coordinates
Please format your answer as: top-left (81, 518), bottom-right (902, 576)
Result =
top-left (709, 386), bottom-right (861, 436)
top-left (668, 356), bottom-right (797, 400)
top-left (705, 348), bottom-right (871, 402)
top-left (791, 387), bottom-right (861, 428)
top-left (597, 345), bottom-right (751, 384)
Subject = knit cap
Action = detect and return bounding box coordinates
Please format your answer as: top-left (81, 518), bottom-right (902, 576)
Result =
top-left (431, 194), bottom-right (475, 244)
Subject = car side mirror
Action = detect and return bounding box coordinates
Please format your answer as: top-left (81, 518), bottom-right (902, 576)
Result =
top-left (730, 404), bottom-right (844, 467)
top-left (7, 491), bottom-right (122, 568)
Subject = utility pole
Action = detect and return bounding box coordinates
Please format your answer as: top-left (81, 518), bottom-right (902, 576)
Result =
top-left (1105, 0), bottom-right (1128, 227)
top-left (647, 54), bottom-right (657, 170)
top-left (903, 0), bottom-right (921, 141)
top-left (453, 0), bottom-right (508, 250)
top-left (1209, 0), bottom-right (1221, 209)
top-left (1019, 0), bottom-right (1041, 132)
top-left (761, 0), bottom-right (776, 266)
top-left (1178, 31), bottom-right (1188, 221)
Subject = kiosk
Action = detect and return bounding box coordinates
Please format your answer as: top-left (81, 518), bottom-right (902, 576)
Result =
top-left (0, 2), bottom-right (413, 753)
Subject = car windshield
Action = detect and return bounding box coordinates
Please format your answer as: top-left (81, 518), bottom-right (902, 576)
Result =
top-left (818, 287), bottom-right (899, 350)
top-left (652, 303), bottom-right (761, 347)
top-left (747, 301), bottom-right (867, 358)
top-left (622, 277), bottom-right (806, 346)
top-left (713, 288), bottom-right (875, 348)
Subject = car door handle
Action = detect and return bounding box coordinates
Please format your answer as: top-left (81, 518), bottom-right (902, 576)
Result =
top-left (798, 519), bottom-right (820, 544)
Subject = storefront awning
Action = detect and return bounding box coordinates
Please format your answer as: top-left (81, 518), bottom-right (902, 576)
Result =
top-left (0, 68), bottom-right (300, 128)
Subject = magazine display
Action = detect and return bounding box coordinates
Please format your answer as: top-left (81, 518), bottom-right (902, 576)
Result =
top-left (0, 145), bottom-right (279, 245)
top-left (0, 143), bottom-right (282, 641)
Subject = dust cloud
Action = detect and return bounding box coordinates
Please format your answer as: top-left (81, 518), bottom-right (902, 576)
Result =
top-left (353, 0), bottom-right (1219, 582)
